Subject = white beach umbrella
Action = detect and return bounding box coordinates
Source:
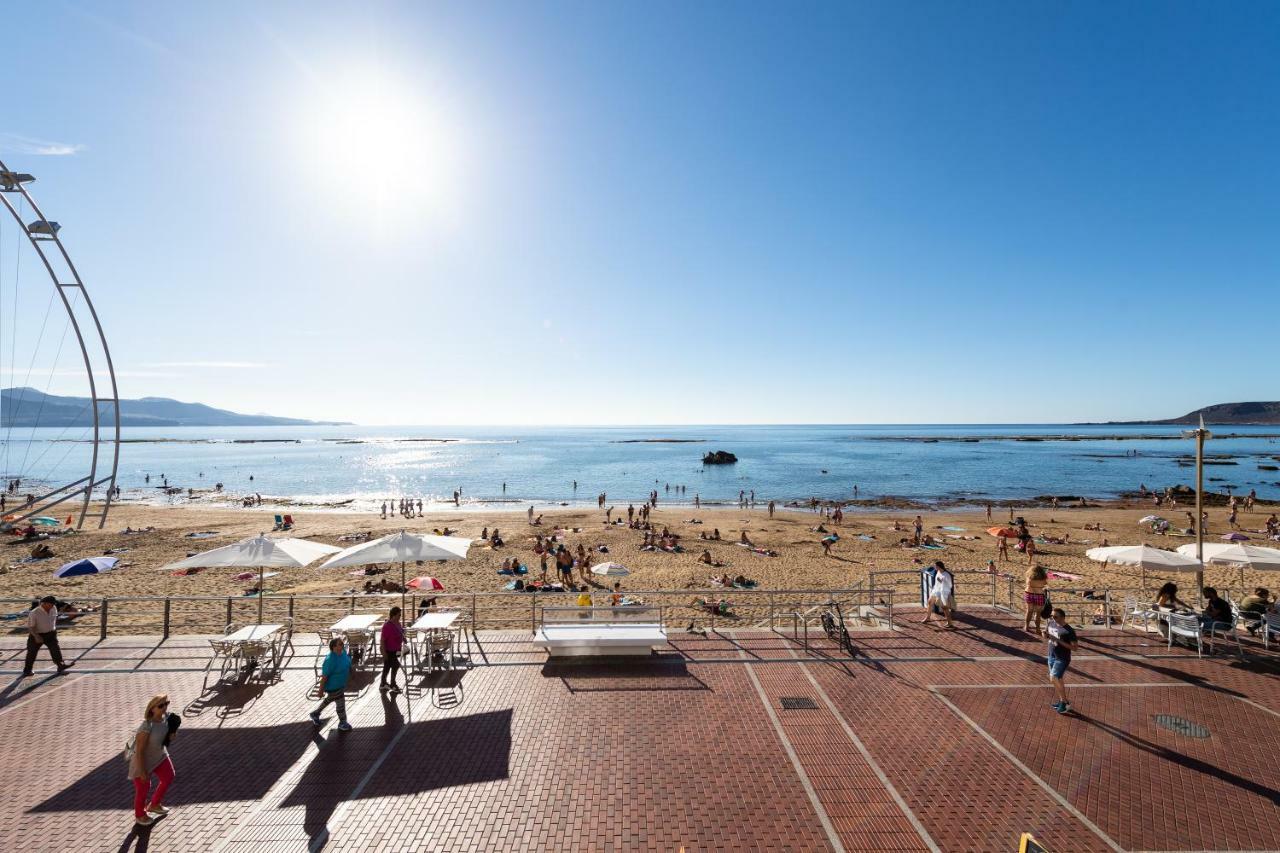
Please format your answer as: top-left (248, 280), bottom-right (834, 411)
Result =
top-left (590, 561), bottom-right (630, 577)
top-left (319, 531), bottom-right (471, 609)
top-left (1175, 542), bottom-right (1280, 589)
top-left (1085, 544), bottom-right (1201, 591)
top-left (162, 534), bottom-right (342, 621)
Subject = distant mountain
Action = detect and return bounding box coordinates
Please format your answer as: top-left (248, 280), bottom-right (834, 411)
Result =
top-left (1119, 402), bottom-right (1280, 426)
top-left (0, 387), bottom-right (349, 428)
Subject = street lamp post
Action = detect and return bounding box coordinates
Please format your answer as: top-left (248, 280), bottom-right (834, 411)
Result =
top-left (1183, 415), bottom-right (1212, 603)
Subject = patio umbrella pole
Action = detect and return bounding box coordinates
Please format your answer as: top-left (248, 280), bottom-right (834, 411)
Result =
top-left (1194, 417), bottom-right (1206, 604)
top-left (259, 565), bottom-right (265, 623)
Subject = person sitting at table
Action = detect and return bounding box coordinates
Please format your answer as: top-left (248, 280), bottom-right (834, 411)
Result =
top-left (1152, 582), bottom-right (1190, 612)
top-left (1199, 587), bottom-right (1233, 633)
top-left (1238, 588), bottom-right (1272, 634)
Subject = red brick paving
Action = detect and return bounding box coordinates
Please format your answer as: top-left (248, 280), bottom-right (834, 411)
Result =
top-left (1, 607), bottom-right (1277, 851)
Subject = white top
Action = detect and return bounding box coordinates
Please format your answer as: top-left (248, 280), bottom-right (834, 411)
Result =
top-left (225, 624), bottom-right (283, 642)
top-left (28, 605), bottom-right (58, 634)
top-left (411, 611), bottom-right (460, 630)
top-left (928, 571), bottom-right (954, 602)
top-left (330, 614), bottom-right (381, 632)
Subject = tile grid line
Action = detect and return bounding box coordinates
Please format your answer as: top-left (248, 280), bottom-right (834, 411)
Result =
top-left (787, 649), bottom-right (942, 853)
top-left (737, 645), bottom-right (845, 853)
top-left (930, 688), bottom-right (1124, 853)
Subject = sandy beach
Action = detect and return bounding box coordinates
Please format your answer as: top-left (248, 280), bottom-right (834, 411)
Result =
top-left (3, 500), bottom-right (1276, 624)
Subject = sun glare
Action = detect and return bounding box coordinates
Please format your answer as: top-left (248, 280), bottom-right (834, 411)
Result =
top-left (301, 69), bottom-right (467, 226)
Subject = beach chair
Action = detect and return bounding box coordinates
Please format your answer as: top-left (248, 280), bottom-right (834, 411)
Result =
top-left (272, 514), bottom-right (285, 531)
top-left (282, 514), bottom-right (295, 530)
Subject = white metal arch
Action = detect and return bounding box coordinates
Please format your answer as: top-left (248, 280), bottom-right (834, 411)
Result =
top-left (0, 158), bottom-right (119, 529)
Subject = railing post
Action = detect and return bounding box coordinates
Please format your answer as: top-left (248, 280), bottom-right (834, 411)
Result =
top-left (349, 595), bottom-right (355, 614)
top-left (472, 593), bottom-right (478, 630)
top-left (990, 572), bottom-right (997, 607)
top-left (99, 597), bottom-right (108, 640)
top-left (1104, 589), bottom-right (1112, 629)
top-left (225, 597), bottom-right (232, 628)
top-left (768, 593), bottom-right (775, 631)
top-left (288, 596), bottom-right (295, 619)
top-left (531, 597), bottom-right (537, 636)
top-left (887, 590), bottom-right (894, 629)
top-left (163, 599), bottom-right (171, 640)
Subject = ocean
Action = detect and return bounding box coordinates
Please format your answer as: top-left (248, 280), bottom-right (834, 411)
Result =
top-left (3, 424), bottom-right (1279, 513)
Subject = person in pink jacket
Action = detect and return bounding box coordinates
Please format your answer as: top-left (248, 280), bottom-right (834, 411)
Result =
top-left (379, 606), bottom-right (406, 694)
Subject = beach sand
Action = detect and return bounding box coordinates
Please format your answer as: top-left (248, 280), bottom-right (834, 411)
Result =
top-left (2, 500), bottom-right (1275, 632)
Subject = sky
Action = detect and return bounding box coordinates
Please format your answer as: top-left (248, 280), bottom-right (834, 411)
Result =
top-left (0, 1), bottom-right (1277, 425)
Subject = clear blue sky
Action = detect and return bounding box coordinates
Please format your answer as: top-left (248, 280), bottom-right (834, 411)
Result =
top-left (1, 1), bottom-right (1277, 424)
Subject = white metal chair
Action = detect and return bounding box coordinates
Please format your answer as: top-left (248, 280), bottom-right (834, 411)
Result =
top-left (204, 638), bottom-right (241, 691)
top-left (1122, 596), bottom-right (1155, 633)
top-left (314, 629), bottom-right (335, 675)
top-left (1166, 613), bottom-right (1205, 657)
top-left (1207, 612), bottom-right (1244, 659)
top-left (1263, 613), bottom-right (1280, 650)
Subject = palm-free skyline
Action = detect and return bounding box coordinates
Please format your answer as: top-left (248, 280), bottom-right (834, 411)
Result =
top-left (2, 2), bottom-right (1277, 425)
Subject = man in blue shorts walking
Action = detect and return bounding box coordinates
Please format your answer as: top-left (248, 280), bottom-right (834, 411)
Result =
top-left (1046, 607), bottom-right (1077, 714)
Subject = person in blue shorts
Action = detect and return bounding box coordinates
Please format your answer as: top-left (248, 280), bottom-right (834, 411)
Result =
top-left (1046, 607), bottom-right (1077, 714)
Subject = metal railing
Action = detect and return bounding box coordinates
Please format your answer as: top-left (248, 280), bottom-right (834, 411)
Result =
top-left (1, 587), bottom-right (891, 639)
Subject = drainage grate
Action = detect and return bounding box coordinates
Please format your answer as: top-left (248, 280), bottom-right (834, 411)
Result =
top-left (1152, 714), bottom-right (1210, 739)
top-left (780, 696), bottom-right (818, 710)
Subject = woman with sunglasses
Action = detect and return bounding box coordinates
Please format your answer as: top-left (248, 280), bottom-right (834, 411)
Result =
top-left (128, 694), bottom-right (176, 825)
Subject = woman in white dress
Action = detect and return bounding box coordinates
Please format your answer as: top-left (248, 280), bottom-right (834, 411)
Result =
top-left (921, 560), bottom-right (955, 629)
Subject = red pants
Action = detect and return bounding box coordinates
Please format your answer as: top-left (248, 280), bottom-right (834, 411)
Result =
top-left (133, 756), bottom-right (174, 818)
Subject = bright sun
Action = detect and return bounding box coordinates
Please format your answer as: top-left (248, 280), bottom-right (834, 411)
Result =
top-left (302, 68), bottom-right (467, 225)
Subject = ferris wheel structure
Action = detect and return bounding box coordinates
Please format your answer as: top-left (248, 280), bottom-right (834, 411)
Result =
top-left (0, 157), bottom-right (120, 529)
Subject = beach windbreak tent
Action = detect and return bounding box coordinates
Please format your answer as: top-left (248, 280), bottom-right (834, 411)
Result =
top-left (54, 556), bottom-right (119, 578)
top-left (319, 531), bottom-right (471, 610)
top-left (162, 534), bottom-right (342, 621)
top-left (1084, 544), bottom-right (1201, 591)
top-left (590, 561), bottom-right (630, 576)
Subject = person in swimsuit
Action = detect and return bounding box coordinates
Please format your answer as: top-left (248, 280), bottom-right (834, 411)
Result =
top-left (1023, 564), bottom-right (1049, 635)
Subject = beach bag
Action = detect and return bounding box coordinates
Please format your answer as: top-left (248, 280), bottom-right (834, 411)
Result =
top-left (124, 730), bottom-right (138, 767)
top-left (1040, 595), bottom-right (1052, 619)
top-left (163, 712), bottom-right (181, 747)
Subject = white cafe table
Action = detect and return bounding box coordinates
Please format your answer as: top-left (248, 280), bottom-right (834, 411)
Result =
top-left (226, 624), bottom-right (283, 643)
top-left (221, 624), bottom-right (285, 680)
top-left (330, 613), bottom-right (382, 667)
top-left (409, 611), bottom-right (465, 671)
top-left (331, 614), bottom-right (381, 632)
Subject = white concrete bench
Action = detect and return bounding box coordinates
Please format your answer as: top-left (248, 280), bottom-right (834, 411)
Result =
top-left (534, 622), bottom-right (668, 657)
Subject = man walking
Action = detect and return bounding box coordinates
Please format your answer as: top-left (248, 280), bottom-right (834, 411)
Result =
top-left (23, 595), bottom-right (73, 677)
top-left (1046, 607), bottom-right (1077, 714)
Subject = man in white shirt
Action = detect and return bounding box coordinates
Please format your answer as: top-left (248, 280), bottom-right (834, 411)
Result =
top-left (23, 595), bottom-right (73, 677)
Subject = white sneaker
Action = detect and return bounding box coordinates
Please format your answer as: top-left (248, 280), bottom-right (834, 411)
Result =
top-left (147, 804), bottom-right (171, 816)
top-left (135, 815), bottom-right (154, 826)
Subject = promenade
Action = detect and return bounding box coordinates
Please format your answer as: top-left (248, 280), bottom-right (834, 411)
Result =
top-left (3, 607), bottom-right (1277, 852)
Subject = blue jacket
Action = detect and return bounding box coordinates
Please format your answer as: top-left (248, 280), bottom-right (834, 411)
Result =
top-left (321, 650), bottom-right (351, 692)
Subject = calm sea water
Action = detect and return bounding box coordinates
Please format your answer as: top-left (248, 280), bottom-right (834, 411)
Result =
top-left (4, 424), bottom-right (1279, 512)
